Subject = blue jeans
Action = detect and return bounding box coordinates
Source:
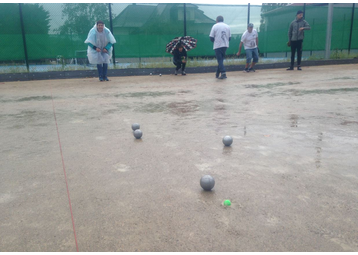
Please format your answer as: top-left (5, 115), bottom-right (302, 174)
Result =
top-left (245, 48), bottom-right (259, 64)
top-left (215, 47), bottom-right (227, 75)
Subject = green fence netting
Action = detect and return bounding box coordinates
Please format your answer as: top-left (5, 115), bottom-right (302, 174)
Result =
top-left (0, 3), bottom-right (357, 63)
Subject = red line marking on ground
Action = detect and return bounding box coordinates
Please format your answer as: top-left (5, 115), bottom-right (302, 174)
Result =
top-left (51, 92), bottom-right (79, 252)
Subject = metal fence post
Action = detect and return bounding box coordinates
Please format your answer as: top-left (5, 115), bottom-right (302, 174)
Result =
top-left (184, 3), bottom-right (187, 36)
top-left (325, 3), bottom-right (334, 59)
top-left (248, 3), bottom-right (250, 25)
top-left (19, 3), bottom-right (29, 72)
top-left (348, 3), bottom-right (355, 55)
top-left (109, 3), bottom-right (116, 67)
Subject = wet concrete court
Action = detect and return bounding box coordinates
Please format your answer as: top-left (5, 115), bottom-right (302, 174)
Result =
top-left (1, 64), bottom-right (358, 251)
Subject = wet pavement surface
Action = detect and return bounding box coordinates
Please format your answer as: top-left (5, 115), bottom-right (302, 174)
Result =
top-left (1, 64), bottom-right (358, 251)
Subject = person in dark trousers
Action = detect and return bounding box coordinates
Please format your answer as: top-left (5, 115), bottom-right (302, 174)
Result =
top-left (85, 20), bottom-right (116, 81)
top-left (172, 44), bottom-right (187, 75)
top-left (209, 15), bottom-right (231, 79)
top-left (287, 10), bottom-right (310, 71)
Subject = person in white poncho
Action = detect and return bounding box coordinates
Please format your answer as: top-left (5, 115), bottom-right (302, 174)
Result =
top-left (85, 21), bottom-right (116, 81)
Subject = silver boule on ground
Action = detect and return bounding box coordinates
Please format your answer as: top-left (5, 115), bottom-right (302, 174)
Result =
top-left (132, 123), bottom-right (140, 131)
top-left (133, 129), bottom-right (143, 139)
top-left (200, 175), bottom-right (215, 191)
top-left (222, 135), bottom-right (233, 146)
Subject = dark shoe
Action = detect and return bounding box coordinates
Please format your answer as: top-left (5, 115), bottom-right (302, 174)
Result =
top-left (99, 77), bottom-right (104, 82)
top-left (175, 70), bottom-right (178, 75)
top-left (216, 70), bottom-right (220, 78)
top-left (243, 68), bottom-right (249, 73)
top-left (104, 77), bottom-right (109, 81)
top-left (297, 66), bottom-right (302, 71)
top-left (287, 67), bottom-right (294, 70)
top-left (218, 73), bottom-right (227, 79)
top-left (248, 67), bottom-right (255, 72)
top-left (182, 71), bottom-right (186, 75)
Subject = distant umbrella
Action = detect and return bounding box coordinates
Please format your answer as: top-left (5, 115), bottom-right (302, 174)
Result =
top-left (166, 36), bottom-right (197, 54)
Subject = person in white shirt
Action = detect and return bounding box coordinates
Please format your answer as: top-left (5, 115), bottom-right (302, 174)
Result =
top-left (209, 16), bottom-right (231, 79)
top-left (237, 23), bottom-right (259, 73)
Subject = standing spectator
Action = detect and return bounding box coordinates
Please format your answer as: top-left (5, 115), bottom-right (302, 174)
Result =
top-left (209, 16), bottom-right (231, 79)
top-left (237, 23), bottom-right (259, 73)
top-left (287, 10), bottom-right (310, 71)
top-left (172, 44), bottom-right (187, 75)
top-left (85, 21), bottom-right (116, 81)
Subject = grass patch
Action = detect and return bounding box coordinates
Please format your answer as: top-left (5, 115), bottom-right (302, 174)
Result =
top-left (307, 54), bottom-right (324, 61)
top-left (330, 49), bottom-right (358, 59)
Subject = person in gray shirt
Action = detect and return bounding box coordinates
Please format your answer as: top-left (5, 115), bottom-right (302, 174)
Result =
top-left (287, 10), bottom-right (310, 71)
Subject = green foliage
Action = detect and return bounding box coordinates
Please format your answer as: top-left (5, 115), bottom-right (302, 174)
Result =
top-left (56, 3), bottom-right (110, 35)
top-left (0, 3), bottom-right (50, 34)
top-left (330, 49), bottom-right (350, 59)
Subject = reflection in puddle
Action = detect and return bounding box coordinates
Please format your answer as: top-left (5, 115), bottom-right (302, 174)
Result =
top-left (315, 132), bottom-right (323, 169)
top-left (341, 120), bottom-right (358, 126)
top-left (293, 87), bottom-right (358, 95)
top-left (222, 146), bottom-right (233, 155)
top-left (115, 91), bottom-right (175, 98)
top-left (214, 104), bottom-right (226, 112)
top-left (244, 82), bottom-right (300, 89)
top-left (290, 114), bottom-right (299, 127)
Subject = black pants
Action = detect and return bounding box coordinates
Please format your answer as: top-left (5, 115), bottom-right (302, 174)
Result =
top-left (174, 61), bottom-right (186, 71)
top-left (290, 40), bottom-right (303, 67)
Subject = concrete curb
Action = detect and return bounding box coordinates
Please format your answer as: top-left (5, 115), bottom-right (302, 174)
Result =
top-left (1, 58), bottom-right (357, 82)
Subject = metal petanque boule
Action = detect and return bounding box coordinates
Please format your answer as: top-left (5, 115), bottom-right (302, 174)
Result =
top-left (133, 129), bottom-right (143, 139)
top-left (200, 175), bottom-right (215, 191)
top-left (132, 123), bottom-right (140, 131)
top-left (223, 135), bottom-right (233, 146)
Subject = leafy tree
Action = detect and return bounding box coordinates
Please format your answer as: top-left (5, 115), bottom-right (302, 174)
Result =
top-left (0, 3), bottom-right (50, 34)
top-left (56, 3), bottom-right (110, 35)
top-left (259, 3), bottom-right (289, 32)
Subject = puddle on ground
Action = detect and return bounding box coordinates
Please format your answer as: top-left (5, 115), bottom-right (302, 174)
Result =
top-left (315, 132), bottom-right (323, 169)
top-left (0, 96), bottom-right (54, 103)
top-left (252, 87), bottom-right (358, 97)
top-left (114, 91), bottom-right (175, 98)
top-left (177, 90), bottom-right (192, 94)
top-left (17, 96), bottom-right (52, 102)
top-left (134, 102), bottom-right (167, 113)
top-left (244, 82), bottom-right (300, 89)
top-left (114, 163), bottom-right (130, 172)
top-left (341, 120), bottom-right (358, 126)
top-left (167, 101), bottom-right (199, 115)
top-left (290, 87), bottom-right (358, 95)
top-left (1, 110), bottom-right (51, 120)
top-left (290, 114), bottom-right (299, 128)
top-left (331, 76), bottom-right (355, 80)
top-left (214, 104), bottom-right (226, 111)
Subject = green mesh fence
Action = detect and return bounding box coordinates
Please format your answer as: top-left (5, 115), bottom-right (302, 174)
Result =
top-left (353, 5), bottom-right (358, 50)
top-left (0, 3), bottom-right (357, 66)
